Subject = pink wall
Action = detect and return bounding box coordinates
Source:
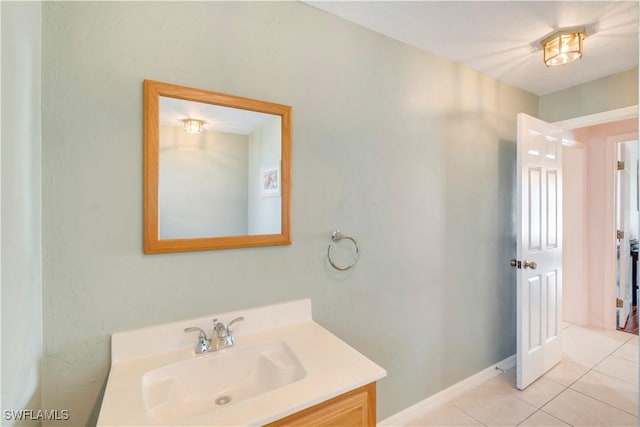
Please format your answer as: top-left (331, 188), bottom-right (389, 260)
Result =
top-left (572, 118), bottom-right (638, 329)
top-left (563, 144), bottom-right (588, 325)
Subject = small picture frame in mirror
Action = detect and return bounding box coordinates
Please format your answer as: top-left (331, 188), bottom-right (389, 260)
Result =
top-left (260, 165), bottom-right (281, 198)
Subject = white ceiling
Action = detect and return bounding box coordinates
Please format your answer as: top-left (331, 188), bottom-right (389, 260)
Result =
top-left (304, 1), bottom-right (639, 96)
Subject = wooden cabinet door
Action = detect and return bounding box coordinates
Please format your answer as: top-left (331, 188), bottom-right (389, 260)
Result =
top-left (265, 383), bottom-right (376, 427)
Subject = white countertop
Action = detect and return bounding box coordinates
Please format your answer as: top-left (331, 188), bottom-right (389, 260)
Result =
top-left (97, 299), bottom-right (386, 426)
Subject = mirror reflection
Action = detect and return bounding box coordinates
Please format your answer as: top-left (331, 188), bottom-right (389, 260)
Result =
top-left (143, 80), bottom-right (291, 253)
top-left (159, 97), bottom-right (282, 239)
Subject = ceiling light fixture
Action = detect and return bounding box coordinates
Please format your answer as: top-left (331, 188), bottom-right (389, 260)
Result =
top-left (183, 119), bottom-right (204, 134)
top-left (541, 27), bottom-right (585, 67)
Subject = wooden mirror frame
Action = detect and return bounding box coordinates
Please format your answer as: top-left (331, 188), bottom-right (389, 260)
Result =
top-left (143, 80), bottom-right (291, 253)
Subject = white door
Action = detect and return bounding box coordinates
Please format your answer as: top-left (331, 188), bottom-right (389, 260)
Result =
top-left (616, 143), bottom-right (632, 328)
top-left (516, 113), bottom-right (563, 390)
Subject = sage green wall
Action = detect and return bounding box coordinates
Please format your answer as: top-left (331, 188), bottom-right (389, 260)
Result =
top-left (42, 2), bottom-right (537, 425)
top-left (159, 126), bottom-right (249, 238)
top-left (539, 68), bottom-right (638, 122)
top-left (1, 2), bottom-right (43, 424)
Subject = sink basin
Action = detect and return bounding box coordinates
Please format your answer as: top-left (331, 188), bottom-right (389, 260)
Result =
top-left (98, 300), bottom-right (386, 427)
top-left (142, 341), bottom-right (306, 425)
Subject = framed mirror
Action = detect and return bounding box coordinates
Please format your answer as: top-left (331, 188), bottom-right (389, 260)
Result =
top-left (143, 80), bottom-right (291, 253)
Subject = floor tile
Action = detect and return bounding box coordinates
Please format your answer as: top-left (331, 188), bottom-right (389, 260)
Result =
top-left (562, 337), bottom-right (613, 369)
top-left (517, 410), bottom-right (569, 426)
top-left (406, 403), bottom-right (483, 426)
top-left (399, 324), bottom-right (638, 427)
top-left (563, 326), bottom-right (628, 352)
top-left (543, 360), bottom-right (589, 386)
top-left (514, 377), bottom-right (566, 408)
top-left (612, 341), bottom-right (639, 363)
top-left (451, 381), bottom-right (537, 427)
top-left (583, 325), bottom-right (635, 343)
top-left (542, 388), bottom-right (638, 426)
top-left (485, 371), bottom-right (518, 394)
top-left (571, 370), bottom-right (638, 416)
top-left (593, 355), bottom-right (639, 385)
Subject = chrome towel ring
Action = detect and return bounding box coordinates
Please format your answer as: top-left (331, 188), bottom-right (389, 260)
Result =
top-left (327, 230), bottom-right (359, 271)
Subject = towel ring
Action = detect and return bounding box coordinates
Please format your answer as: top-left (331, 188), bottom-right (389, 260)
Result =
top-left (327, 230), bottom-right (359, 271)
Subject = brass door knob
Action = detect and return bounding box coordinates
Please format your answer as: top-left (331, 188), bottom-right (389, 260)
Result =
top-left (523, 260), bottom-right (537, 270)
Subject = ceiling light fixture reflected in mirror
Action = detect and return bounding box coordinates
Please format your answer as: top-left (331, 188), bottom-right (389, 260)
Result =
top-left (183, 118), bottom-right (204, 134)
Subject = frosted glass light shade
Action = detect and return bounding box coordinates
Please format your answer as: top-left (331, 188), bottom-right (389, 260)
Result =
top-left (542, 29), bottom-right (584, 67)
top-left (183, 119), bottom-right (204, 134)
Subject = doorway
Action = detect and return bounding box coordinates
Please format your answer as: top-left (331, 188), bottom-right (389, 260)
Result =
top-left (615, 139), bottom-right (639, 332)
top-left (555, 106), bottom-right (638, 332)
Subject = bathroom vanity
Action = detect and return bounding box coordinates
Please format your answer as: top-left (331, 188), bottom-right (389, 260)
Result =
top-left (97, 299), bottom-right (386, 426)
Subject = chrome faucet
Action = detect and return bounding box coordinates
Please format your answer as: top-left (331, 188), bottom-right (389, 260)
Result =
top-left (184, 317), bottom-right (244, 354)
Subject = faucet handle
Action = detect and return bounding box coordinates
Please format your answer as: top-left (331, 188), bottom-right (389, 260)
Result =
top-left (226, 316), bottom-right (244, 333)
top-left (184, 327), bottom-right (209, 353)
top-left (184, 326), bottom-right (207, 339)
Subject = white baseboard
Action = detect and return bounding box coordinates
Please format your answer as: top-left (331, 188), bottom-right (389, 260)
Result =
top-left (378, 354), bottom-right (516, 426)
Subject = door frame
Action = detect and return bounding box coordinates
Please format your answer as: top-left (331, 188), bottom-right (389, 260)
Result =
top-left (553, 106), bottom-right (638, 131)
top-left (610, 134), bottom-right (638, 328)
top-left (553, 105), bottom-right (638, 330)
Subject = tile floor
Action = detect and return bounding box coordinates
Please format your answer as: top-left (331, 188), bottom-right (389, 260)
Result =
top-left (406, 323), bottom-right (639, 426)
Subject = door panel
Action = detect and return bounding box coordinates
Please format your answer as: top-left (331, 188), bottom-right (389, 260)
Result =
top-left (529, 167), bottom-right (542, 251)
top-left (547, 170), bottom-right (558, 248)
top-left (546, 271), bottom-right (559, 341)
top-left (528, 275), bottom-right (542, 351)
top-left (517, 113), bottom-right (563, 390)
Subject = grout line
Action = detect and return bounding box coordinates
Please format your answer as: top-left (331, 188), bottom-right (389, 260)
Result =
top-left (532, 386), bottom-right (567, 409)
top-left (515, 409), bottom-right (541, 427)
top-left (554, 325), bottom-right (638, 423)
top-left (558, 337), bottom-right (631, 389)
top-left (515, 408), bottom-right (575, 427)
top-left (568, 387), bottom-right (639, 418)
top-left (590, 360), bottom-right (639, 386)
top-left (532, 326), bottom-right (638, 424)
top-left (562, 335), bottom-right (640, 420)
top-left (538, 408), bottom-right (575, 427)
top-left (505, 369), bottom-right (569, 409)
top-left (539, 368), bottom-right (636, 424)
top-left (536, 359), bottom-right (591, 389)
top-left (448, 400), bottom-right (487, 427)
top-left (562, 365), bottom-right (592, 389)
top-left (604, 352), bottom-right (640, 364)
